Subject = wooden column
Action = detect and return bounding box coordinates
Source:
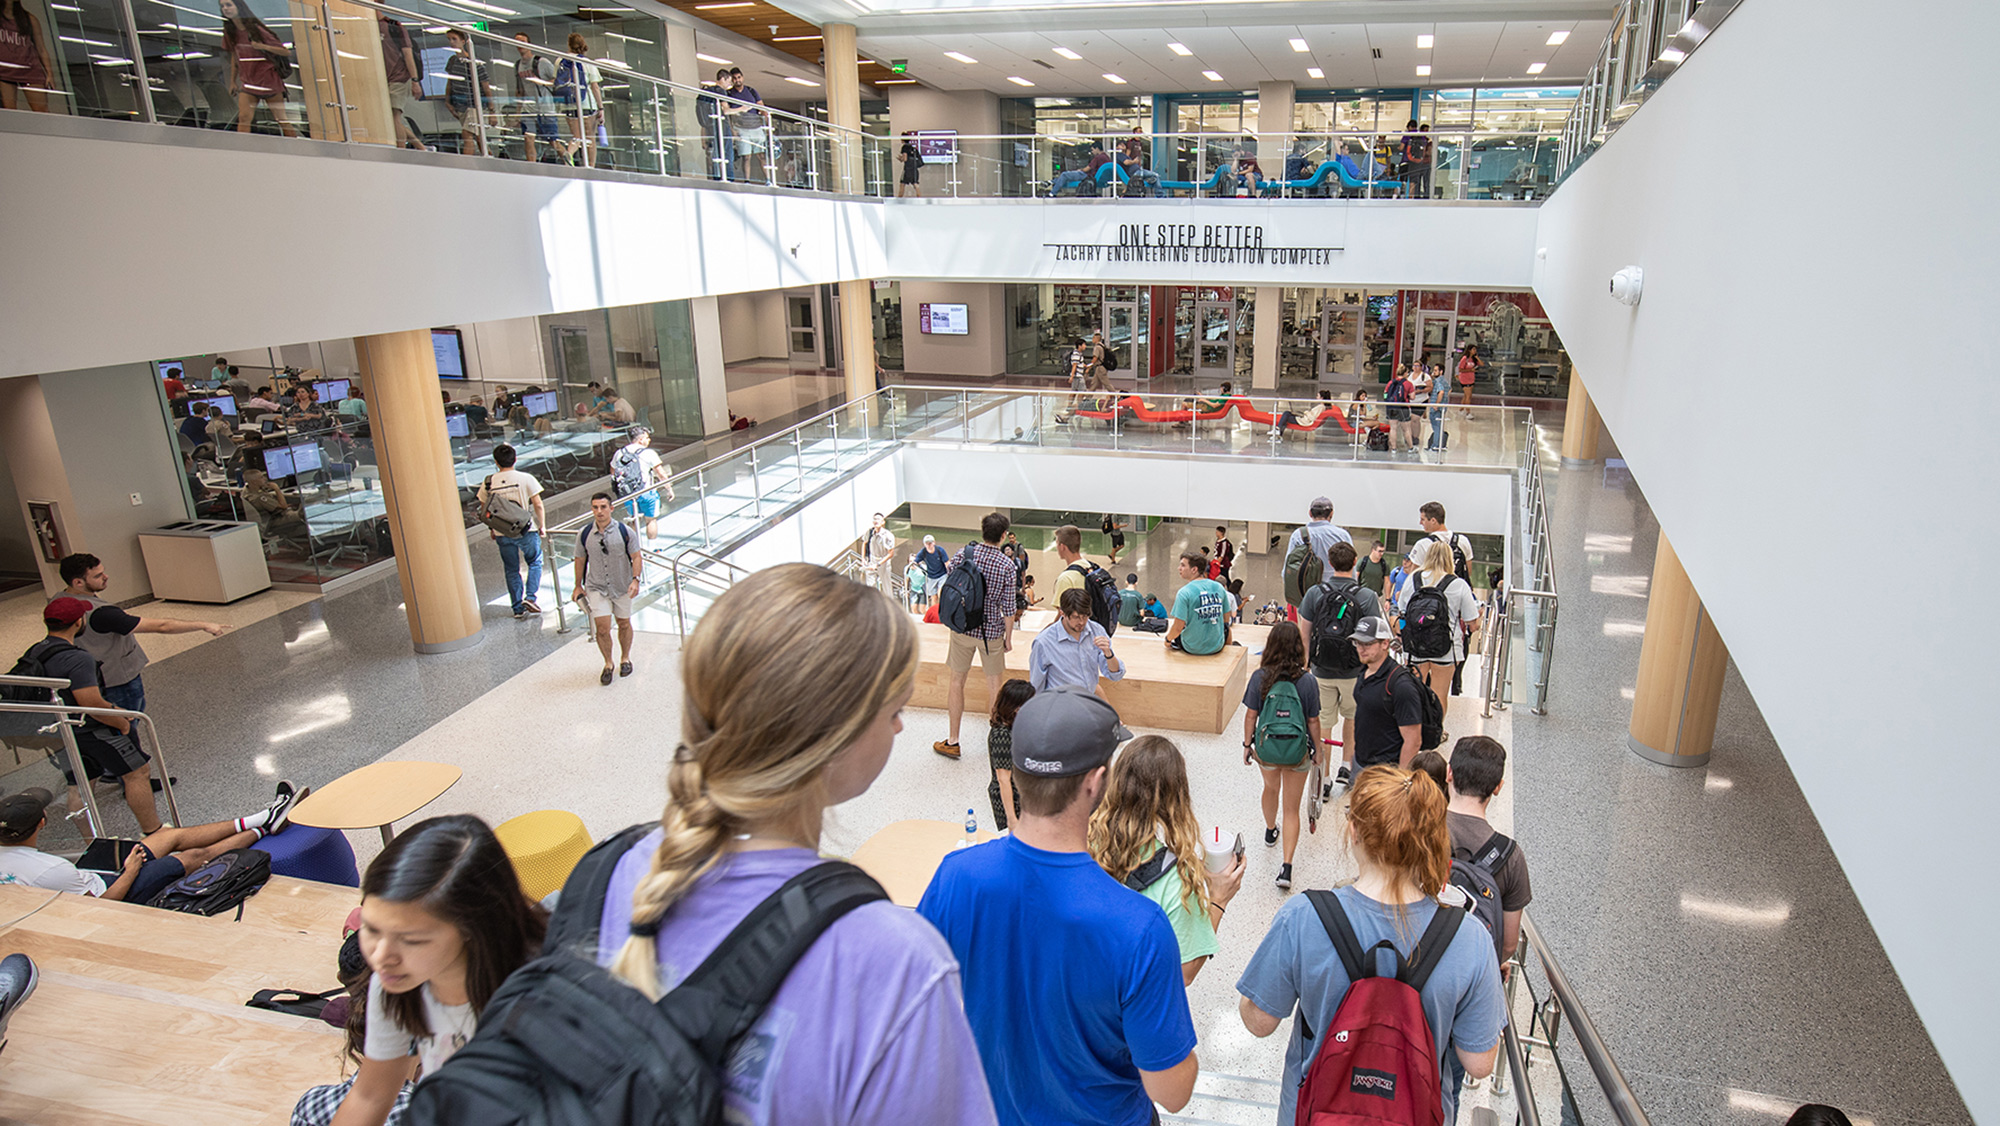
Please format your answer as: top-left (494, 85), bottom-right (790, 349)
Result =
top-left (825, 23), bottom-right (879, 403)
top-left (1561, 371), bottom-right (1603, 464)
top-left (1251, 287), bottom-right (1280, 390)
top-left (1628, 533), bottom-right (1727, 767)
top-left (356, 331), bottom-right (484, 653)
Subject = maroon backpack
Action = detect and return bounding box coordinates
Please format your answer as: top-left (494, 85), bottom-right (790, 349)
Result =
top-left (1294, 891), bottom-right (1464, 1126)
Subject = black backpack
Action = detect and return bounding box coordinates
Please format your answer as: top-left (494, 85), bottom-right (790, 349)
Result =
top-left (937, 544), bottom-right (987, 635)
top-left (1445, 831), bottom-right (1515, 961)
top-left (1387, 663), bottom-right (1445, 751)
top-left (1308, 577), bottom-right (1366, 672)
top-left (1365, 428), bottom-right (1389, 452)
top-left (609, 445), bottom-right (648, 499)
top-left (1067, 562), bottom-right (1120, 636)
top-left (1400, 574), bottom-right (1457, 662)
top-left (1, 639), bottom-right (84, 705)
top-left (404, 824), bottom-right (887, 1126)
top-left (147, 848), bottom-right (272, 918)
top-left (1421, 533), bottom-right (1471, 583)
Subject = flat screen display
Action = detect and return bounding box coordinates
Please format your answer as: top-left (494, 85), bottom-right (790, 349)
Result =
top-left (190, 395), bottom-right (237, 417)
top-left (445, 413), bottom-right (471, 438)
top-left (432, 329), bottom-right (467, 379)
top-left (289, 441), bottom-right (323, 474)
top-left (261, 418), bottom-right (280, 434)
top-left (914, 130), bottom-right (958, 165)
top-left (524, 391), bottom-right (558, 418)
top-left (312, 378), bottom-right (350, 403)
top-left (262, 446), bottom-right (296, 479)
top-left (918, 303), bottom-right (968, 335)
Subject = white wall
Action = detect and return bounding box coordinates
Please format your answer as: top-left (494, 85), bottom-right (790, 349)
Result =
top-left (899, 282), bottom-right (1007, 378)
top-left (715, 292), bottom-right (789, 362)
top-left (1532, 0), bottom-right (2000, 1114)
top-left (0, 123), bottom-right (888, 381)
top-left (885, 199), bottom-right (1538, 289)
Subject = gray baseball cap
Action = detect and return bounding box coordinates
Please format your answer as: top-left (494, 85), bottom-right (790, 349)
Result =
top-left (1011, 687), bottom-right (1132, 777)
top-left (1349, 616), bottom-right (1395, 644)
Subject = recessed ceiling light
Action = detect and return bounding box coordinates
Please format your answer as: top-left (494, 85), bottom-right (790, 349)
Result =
top-left (1415, 64), bottom-right (1431, 76)
top-left (694, 1), bottom-right (751, 8)
top-left (783, 75), bottom-right (819, 85)
top-left (1006, 75), bottom-right (1034, 86)
top-left (772, 34), bottom-right (819, 41)
top-left (1526, 62), bottom-right (1546, 74)
top-left (1288, 38), bottom-right (1309, 52)
top-left (1546, 30), bottom-right (1569, 45)
top-left (1201, 69), bottom-right (1222, 81)
top-left (1167, 42), bottom-right (1191, 56)
top-left (1052, 46), bottom-right (1081, 60)
top-left (944, 51), bottom-right (977, 64)
top-left (875, 78), bottom-right (914, 84)
top-left (1416, 34), bottom-right (1433, 48)
top-left (695, 52), bottom-right (732, 65)
top-left (1306, 66), bottom-right (1323, 79)
top-left (1102, 73), bottom-right (1127, 83)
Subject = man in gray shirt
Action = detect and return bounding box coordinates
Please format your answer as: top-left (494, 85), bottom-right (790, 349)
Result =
top-left (571, 493), bottom-right (644, 686)
top-left (58, 553), bottom-right (229, 715)
top-left (1297, 541), bottom-right (1381, 792)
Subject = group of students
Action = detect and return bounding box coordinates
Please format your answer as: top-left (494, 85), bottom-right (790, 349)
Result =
top-left (267, 563), bottom-right (1520, 1126)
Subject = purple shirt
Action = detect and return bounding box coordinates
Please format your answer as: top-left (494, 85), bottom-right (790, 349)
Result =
top-left (596, 836), bottom-right (997, 1126)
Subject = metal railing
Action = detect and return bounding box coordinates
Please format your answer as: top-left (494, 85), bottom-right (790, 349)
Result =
top-left (1497, 913), bottom-right (1653, 1126)
top-left (1483, 423), bottom-right (1558, 717)
top-left (1555, 0), bottom-right (1744, 180)
top-left (665, 547), bottom-right (749, 637)
top-left (830, 545), bottom-right (907, 605)
top-left (0, 679), bottom-right (184, 838)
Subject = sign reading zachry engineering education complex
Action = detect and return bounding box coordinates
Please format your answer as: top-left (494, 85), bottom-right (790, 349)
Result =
top-left (1047, 223), bottom-right (1343, 267)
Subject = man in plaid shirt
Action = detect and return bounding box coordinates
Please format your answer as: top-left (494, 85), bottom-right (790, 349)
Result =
top-left (934, 511), bottom-right (1019, 759)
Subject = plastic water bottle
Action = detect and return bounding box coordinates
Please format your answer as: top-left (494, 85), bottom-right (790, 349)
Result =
top-left (965, 808), bottom-right (978, 838)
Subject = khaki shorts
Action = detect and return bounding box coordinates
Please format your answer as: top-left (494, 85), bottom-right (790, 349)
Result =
top-left (947, 632), bottom-right (1006, 675)
top-left (1316, 675), bottom-right (1360, 721)
top-left (584, 588), bottom-right (633, 620)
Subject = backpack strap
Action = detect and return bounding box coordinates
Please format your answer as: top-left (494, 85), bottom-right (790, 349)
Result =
top-left (544, 822), bottom-right (657, 956)
top-left (1400, 904), bottom-right (1466, 994)
top-left (1469, 832), bottom-right (1515, 872)
top-left (670, 861), bottom-right (887, 1066)
top-left (1305, 889), bottom-right (1370, 982)
top-left (1122, 844), bottom-right (1177, 892)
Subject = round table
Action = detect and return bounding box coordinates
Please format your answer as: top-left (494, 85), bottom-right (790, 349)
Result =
top-left (287, 761), bottom-right (462, 845)
top-left (849, 819), bottom-right (996, 908)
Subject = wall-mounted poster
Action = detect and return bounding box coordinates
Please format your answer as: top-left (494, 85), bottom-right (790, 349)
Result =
top-left (27, 501), bottom-right (65, 565)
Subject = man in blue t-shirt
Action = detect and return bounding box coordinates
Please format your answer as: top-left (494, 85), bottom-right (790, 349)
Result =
top-left (918, 689), bottom-right (1198, 1126)
top-left (1165, 550), bottom-right (1231, 655)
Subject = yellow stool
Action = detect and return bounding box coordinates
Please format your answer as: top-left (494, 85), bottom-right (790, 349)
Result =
top-left (493, 811), bottom-right (593, 902)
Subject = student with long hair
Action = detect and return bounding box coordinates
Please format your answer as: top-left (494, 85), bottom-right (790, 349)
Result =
top-left (0, 0), bottom-right (58, 113)
top-left (219, 0), bottom-right (297, 137)
top-left (1403, 537), bottom-right (1482, 728)
top-left (987, 678), bottom-right (1034, 831)
top-left (293, 815), bottom-right (546, 1126)
top-left (594, 563), bottom-right (996, 1124)
top-left (1241, 620), bottom-right (1324, 890)
top-left (1237, 766), bottom-right (1506, 1125)
top-left (1088, 735), bottom-right (1245, 984)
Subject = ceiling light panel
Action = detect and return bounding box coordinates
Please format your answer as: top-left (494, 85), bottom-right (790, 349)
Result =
top-left (1415, 64), bottom-right (1431, 76)
top-left (693, 1), bottom-right (750, 8)
top-left (1526, 62), bottom-right (1546, 74)
top-left (1167, 42), bottom-right (1192, 56)
top-left (1546, 30), bottom-right (1569, 45)
top-left (1288, 37), bottom-right (1309, 52)
top-left (1306, 66), bottom-right (1322, 79)
top-left (1201, 69), bottom-right (1222, 81)
top-left (1052, 46), bottom-right (1081, 60)
top-left (1416, 34), bottom-right (1433, 48)
top-left (1007, 75), bottom-right (1034, 86)
top-left (695, 52), bottom-right (731, 65)
top-left (1101, 73), bottom-right (1126, 83)
top-left (944, 51), bottom-right (977, 64)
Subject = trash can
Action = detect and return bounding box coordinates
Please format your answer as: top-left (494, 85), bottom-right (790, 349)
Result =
top-left (138, 521), bottom-right (271, 603)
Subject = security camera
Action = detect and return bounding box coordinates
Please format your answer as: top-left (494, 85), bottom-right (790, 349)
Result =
top-left (1608, 266), bottom-right (1643, 307)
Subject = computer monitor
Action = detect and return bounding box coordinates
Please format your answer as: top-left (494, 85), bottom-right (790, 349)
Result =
top-left (445, 414), bottom-right (470, 438)
top-left (524, 391), bottom-right (558, 418)
top-left (311, 378), bottom-right (350, 404)
top-left (261, 417), bottom-right (280, 435)
top-left (289, 441), bottom-right (323, 475)
top-left (190, 394), bottom-right (237, 417)
top-left (262, 446), bottom-right (297, 480)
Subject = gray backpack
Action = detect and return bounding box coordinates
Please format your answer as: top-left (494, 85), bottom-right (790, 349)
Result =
top-left (479, 477), bottom-right (535, 537)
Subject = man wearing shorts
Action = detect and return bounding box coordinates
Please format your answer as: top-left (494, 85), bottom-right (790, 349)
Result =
top-left (0, 782), bottom-right (302, 904)
top-left (1298, 541), bottom-right (1382, 792)
top-left (613, 427), bottom-right (671, 539)
top-left (377, 13), bottom-right (425, 150)
top-left (512, 34), bottom-right (559, 162)
top-left (18, 597), bottom-right (164, 833)
top-left (572, 493), bottom-right (643, 686)
top-left (934, 512), bottom-right (1018, 760)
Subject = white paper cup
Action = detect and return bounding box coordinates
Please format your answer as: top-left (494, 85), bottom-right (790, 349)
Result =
top-left (1203, 829), bottom-right (1235, 873)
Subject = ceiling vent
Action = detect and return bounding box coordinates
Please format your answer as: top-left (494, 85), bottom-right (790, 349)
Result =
top-left (1034, 58), bottom-right (1056, 69)
top-left (1371, 47), bottom-right (1383, 59)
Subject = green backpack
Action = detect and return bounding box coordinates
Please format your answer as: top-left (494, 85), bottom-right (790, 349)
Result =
top-left (1253, 675), bottom-right (1313, 767)
top-left (1283, 536), bottom-right (1323, 607)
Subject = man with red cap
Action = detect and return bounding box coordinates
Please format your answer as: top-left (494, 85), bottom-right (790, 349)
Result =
top-left (9, 597), bottom-right (163, 833)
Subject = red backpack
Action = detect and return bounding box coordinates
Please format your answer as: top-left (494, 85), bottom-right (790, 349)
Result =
top-left (1294, 891), bottom-right (1465, 1126)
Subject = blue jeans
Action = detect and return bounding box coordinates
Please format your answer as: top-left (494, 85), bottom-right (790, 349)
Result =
top-left (496, 533), bottom-right (543, 612)
top-left (1049, 169), bottom-right (1088, 195)
top-left (102, 675), bottom-right (145, 715)
top-left (1427, 406), bottom-right (1446, 449)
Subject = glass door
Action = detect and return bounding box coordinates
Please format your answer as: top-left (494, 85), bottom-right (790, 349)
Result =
top-left (1104, 301), bottom-right (1140, 377)
top-left (787, 294), bottom-right (819, 374)
top-left (1194, 301), bottom-right (1234, 381)
top-left (1411, 311), bottom-right (1455, 371)
top-left (551, 325), bottom-right (594, 399)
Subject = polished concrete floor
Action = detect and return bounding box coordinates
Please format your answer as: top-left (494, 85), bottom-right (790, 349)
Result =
top-left (0, 436), bottom-right (1972, 1124)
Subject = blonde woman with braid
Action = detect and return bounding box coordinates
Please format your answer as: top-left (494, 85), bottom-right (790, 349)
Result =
top-left (1087, 735), bottom-right (1245, 985)
top-left (590, 563), bottom-right (997, 1126)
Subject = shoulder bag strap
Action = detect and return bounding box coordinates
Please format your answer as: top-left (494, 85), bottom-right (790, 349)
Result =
top-left (670, 861), bottom-right (888, 1066)
top-left (542, 821), bottom-right (657, 956)
top-left (1401, 905), bottom-right (1466, 994)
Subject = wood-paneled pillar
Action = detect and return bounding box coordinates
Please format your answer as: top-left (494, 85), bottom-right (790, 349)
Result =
top-left (1561, 371), bottom-right (1603, 464)
top-left (1628, 533), bottom-right (1727, 767)
top-left (356, 331), bottom-right (483, 653)
top-left (825, 23), bottom-right (879, 403)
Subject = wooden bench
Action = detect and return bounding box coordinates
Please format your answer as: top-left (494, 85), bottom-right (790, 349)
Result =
top-left (910, 612), bottom-right (1258, 734)
top-left (0, 876), bottom-right (358, 1124)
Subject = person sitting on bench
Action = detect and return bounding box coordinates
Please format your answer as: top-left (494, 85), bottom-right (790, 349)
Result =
top-left (0, 782), bottom-right (305, 904)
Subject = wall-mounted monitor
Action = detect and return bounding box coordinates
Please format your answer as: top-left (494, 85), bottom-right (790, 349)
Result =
top-left (523, 391), bottom-right (559, 418)
top-left (432, 328), bottom-right (467, 379)
top-left (312, 378), bottom-right (350, 403)
top-left (188, 394), bottom-right (237, 417)
top-left (445, 413), bottom-right (471, 438)
top-left (262, 446), bottom-right (296, 480)
top-left (914, 130), bottom-right (958, 165)
top-left (918, 303), bottom-right (968, 335)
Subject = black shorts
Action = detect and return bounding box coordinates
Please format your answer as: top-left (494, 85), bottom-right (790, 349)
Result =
top-left (1111, 534), bottom-right (1125, 548)
top-left (128, 854), bottom-right (187, 906)
top-left (62, 726), bottom-right (150, 784)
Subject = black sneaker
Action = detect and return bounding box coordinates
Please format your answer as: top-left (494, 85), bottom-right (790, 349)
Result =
top-left (1263, 827), bottom-right (1280, 848)
top-left (1335, 764), bottom-right (1353, 788)
top-left (268, 783), bottom-right (310, 834)
top-left (1275, 863), bottom-right (1293, 889)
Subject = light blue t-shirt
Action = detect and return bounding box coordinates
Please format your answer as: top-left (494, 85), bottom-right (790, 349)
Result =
top-left (1237, 886), bottom-right (1507, 1125)
top-left (1171, 578), bottom-right (1230, 654)
top-left (918, 836), bottom-right (1196, 1126)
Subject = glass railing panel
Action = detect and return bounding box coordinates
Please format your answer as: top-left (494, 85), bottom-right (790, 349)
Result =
top-left (687, 448), bottom-right (760, 549)
top-left (47, 0), bottom-right (150, 124)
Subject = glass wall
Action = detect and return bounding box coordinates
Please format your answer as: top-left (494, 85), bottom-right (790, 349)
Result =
top-left (872, 281), bottom-right (904, 371)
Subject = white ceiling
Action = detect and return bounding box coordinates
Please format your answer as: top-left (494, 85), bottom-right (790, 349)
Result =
top-left (857, 19), bottom-right (1608, 97)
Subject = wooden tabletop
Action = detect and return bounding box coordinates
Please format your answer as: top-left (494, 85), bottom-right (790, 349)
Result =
top-left (287, 760), bottom-right (462, 832)
top-left (849, 819), bottom-right (996, 908)
top-left (0, 878), bottom-right (356, 1124)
